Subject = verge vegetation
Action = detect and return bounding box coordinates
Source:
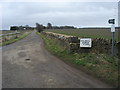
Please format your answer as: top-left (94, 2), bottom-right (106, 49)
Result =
top-left (37, 32), bottom-right (118, 87)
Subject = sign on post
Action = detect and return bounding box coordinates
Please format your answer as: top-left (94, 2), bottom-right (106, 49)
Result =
top-left (108, 18), bottom-right (115, 56)
top-left (80, 38), bottom-right (92, 48)
top-left (111, 24), bottom-right (115, 32)
top-left (108, 19), bottom-right (115, 24)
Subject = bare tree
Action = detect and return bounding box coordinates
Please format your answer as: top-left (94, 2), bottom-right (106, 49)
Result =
top-left (36, 23), bottom-right (43, 32)
top-left (47, 23), bottom-right (52, 29)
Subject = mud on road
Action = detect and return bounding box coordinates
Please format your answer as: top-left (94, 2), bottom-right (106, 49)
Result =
top-left (2, 31), bottom-right (112, 88)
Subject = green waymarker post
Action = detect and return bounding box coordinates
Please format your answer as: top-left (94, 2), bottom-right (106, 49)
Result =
top-left (108, 19), bottom-right (115, 56)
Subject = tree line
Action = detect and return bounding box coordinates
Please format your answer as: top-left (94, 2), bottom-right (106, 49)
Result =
top-left (10, 25), bottom-right (35, 31)
top-left (10, 23), bottom-right (77, 32)
top-left (36, 23), bottom-right (76, 32)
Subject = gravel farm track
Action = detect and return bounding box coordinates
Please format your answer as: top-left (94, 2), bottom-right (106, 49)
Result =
top-left (2, 31), bottom-right (113, 88)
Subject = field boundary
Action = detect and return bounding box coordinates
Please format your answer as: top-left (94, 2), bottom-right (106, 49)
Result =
top-left (44, 28), bottom-right (119, 41)
top-left (41, 31), bottom-right (120, 56)
top-left (0, 31), bottom-right (31, 46)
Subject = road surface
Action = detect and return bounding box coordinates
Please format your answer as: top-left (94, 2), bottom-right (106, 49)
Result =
top-left (2, 31), bottom-right (112, 88)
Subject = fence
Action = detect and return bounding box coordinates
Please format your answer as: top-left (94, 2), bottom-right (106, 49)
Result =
top-left (0, 32), bottom-right (21, 43)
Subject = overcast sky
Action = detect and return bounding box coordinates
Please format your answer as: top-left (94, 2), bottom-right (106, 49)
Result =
top-left (0, 1), bottom-right (118, 30)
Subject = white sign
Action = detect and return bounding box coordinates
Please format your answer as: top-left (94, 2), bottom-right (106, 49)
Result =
top-left (80, 38), bottom-right (92, 47)
top-left (111, 24), bottom-right (115, 32)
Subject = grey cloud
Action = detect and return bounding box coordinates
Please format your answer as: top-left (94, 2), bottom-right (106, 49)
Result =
top-left (1, 2), bottom-right (118, 30)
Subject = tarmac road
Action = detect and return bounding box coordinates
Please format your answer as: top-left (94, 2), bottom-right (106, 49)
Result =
top-left (2, 31), bottom-right (112, 88)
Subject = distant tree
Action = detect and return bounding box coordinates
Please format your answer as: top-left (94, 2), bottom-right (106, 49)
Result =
top-left (47, 23), bottom-right (52, 29)
top-left (10, 26), bottom-right (19, 30)
top-left (52, 26), bottom-right (60, 29)
top-left (43, 26), bottom-right (46, 29)
top-left (25, 25), bottom-right (30, 30)
top-left (58, 26), bottom-right (76, 29)
top-left (19, 26), bottom-right (24, 30)
top-left (36, 23), bottom-right (43, 32)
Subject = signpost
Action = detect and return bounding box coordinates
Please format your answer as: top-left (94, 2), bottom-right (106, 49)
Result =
top-left (108, 19), bottom-right (115, 56)
top-left (80, 38), bottom-right (92, 48)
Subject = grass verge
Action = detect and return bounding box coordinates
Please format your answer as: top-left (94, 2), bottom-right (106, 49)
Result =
top-left (0, 32), bottom-right (31, 46)
top-left (37, 32), bottom-right (118, 87)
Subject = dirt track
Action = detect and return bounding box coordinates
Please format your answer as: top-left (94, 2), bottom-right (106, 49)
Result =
top-left (2, 31), bottom-right (112, 88)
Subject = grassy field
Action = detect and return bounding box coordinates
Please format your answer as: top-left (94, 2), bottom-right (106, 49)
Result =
top-left (44, 28), bottom-right (119, 41)
top-left (37, 32), bottom-right (119, 87)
